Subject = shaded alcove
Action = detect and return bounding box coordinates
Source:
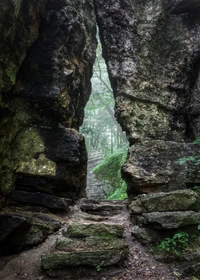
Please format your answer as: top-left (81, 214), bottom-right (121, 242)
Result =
top-left (80, 39), bottom-right (128, 200)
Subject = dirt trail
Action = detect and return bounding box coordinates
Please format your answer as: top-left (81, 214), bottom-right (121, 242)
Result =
top-left (0, 200), bottom-right (194, 280)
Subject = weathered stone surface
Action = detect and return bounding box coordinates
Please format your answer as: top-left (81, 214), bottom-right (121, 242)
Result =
top-left (42, 221), bottom-right (128, 270)
top-left (0, 214), bottom-right (28, 242)
top-left (12, 0), bottom-right (96, 128)
top-left (122, 141), bottom-right (200, 195)
top-left (130, 190), bottom-right (199, 213)
top-left (0, 0), bottom-right (46, 93)
top-left (80, 199), bottom-right (124, 216)
top-left (9, 191), bottom-right (72, 210)
top-left (42, 249), bottom-right (126, 269)
top-left (132, 225), bottom-right (159, 244)
top-left (56, 236), bottom-right (126, 252)
top-left (0, 209), bottom-right (61, 253)
top-left (64, 222), bottom-right (124, 239)
top-left (0, 0), bottom-right (96, 205)
top-left (94, 0), bottom-right (200, 143)
top-left (135, 211), bottom-right (200, 229)
top-left (94, 0), bottom-right (200, 196)
top-left (12, 127), bottom-right (87, 199)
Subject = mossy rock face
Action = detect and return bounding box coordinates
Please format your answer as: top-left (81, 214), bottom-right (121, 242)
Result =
top-left (56, 235), bottom-right (127, 252)
top-left (42, 221), bottom-right (128, 270)
top-left (130, 190), bottom-right (199, 213)
top-left (135, 211), bottom-right (200, 229)
top-left (11, 127), bottom-right (87, 199)
top-left (65, 223), bottom-right (124, 239)
top-left (42, 249), bottom-right (126, 269)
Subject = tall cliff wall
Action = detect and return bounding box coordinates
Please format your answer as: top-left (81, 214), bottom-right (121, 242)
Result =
top-left (94, 0), bottom-right (200, 196)
top-left (0, 0), bottom-right (96, 253)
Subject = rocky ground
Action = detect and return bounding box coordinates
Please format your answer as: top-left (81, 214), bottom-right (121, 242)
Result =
top-left (0, 200), bottom-right (195, 280)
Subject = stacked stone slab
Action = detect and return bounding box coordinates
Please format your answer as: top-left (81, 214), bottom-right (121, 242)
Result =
top-left (129, 190), bottom-right (200, 243)
top-left (41, 200), bottom-right (128, 278)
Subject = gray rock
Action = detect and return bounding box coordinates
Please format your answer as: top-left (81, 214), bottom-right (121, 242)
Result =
top-left (122, 141), bottom-right (200, 195)
top-left (80, 199), bottom-right (124, 216)
top-left (94, 0), bottom-right (200, 198)
top-left (0, 214), bottom-right (28, 242)
top-left (136, 211), bottom-right (200, 229)
top-left (94, 0), bottom-right (200, 144)
top-left (129, 190), bottom-right (199, 213)
top-left (9, 191), bottom-right (72, 210)
top-left (13, 127), bottom-right (87, 199)
top-left (132, 225), bottom-right (159, 244)
top-left (64, 222), bottom-right (124, 238)
top-left (42, 221), bottom-right (128, 270)
top-left (41, 249), bottom-right (126, 269)
top-left (0, 210), bottom-right (61, 253)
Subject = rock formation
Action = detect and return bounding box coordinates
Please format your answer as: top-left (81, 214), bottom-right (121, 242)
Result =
top-left (0, 0), bottom-right (96, 252)
top-left (1, 0), bottom-right (200, 277)
top-left (94, 0), bottom-right (200, 259)
top-left (94, 0), bottom-right (200, 195)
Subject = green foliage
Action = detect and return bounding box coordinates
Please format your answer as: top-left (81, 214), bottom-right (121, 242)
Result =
top-left (157, 231), bottom-right (189, 256)
top-left (80, 37), bottom-right (127, 155)
top-left (193, 186), bottom-right (200, 195)
top-left (95, 265), bottom-right (102, 272)
top-left (177, 156), bottom-right (200, 166)
top-left (92, 149), bottom-right (128, 200)
top-left (193, 137), bottom-right (200, 144)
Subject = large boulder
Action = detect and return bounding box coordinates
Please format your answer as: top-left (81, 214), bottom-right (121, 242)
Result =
top-left (129, 190), bottom-right (199, 213)
top-left (12, 127), bottom-right (87, 199)
top-left (12, 0), bottom-right (96, 128)
top-left (122, 141), bottom-right (200, 195)
top-left (135, 211), bottom-right (200, 229)
top-left (9, 191), bottom-right (72, 210)
top-left (0, 210), bottom-right (61, 254)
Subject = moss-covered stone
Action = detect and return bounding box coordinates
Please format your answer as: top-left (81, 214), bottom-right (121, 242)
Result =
top-left (65, 223), bottom-right (124, 239)
top-left (41, 249), bottom-right (126, 269)
top-left (129, 190), bottom-right (199, 213)
top-left (136, 211), bottom-right (200, 229)
top-left (56, 235), bottom-right (126, 252)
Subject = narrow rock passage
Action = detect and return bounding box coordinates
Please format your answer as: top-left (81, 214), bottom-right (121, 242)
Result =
top-left (0, 200), bottom-right (193, 280)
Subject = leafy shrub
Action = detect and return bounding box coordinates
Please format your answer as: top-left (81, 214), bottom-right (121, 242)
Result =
top-left (157, 231), bottom-right (189, 256)
top-left (92, 149), bottom-right (127, 200)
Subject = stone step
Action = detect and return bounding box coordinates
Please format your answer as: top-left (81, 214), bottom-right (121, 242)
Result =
top-left (41, 249), bottom-right (127, 269)
top-left (41, 222), bottom-right (128, 270)
top-left (80, 199), bottom-right (125, 216)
